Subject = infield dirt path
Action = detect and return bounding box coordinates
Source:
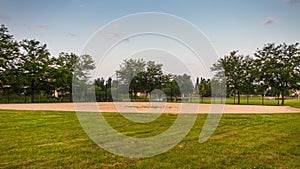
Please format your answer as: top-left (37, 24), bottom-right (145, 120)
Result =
top-left (1, 102), bottom-right (300, 113)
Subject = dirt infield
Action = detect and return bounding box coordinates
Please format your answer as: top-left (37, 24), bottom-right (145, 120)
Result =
top-left (1, 102), bottom-right (300, 113)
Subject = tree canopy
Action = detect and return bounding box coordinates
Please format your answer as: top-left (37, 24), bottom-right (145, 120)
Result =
top-left (212, 43), bottom-right (300, 105)
top-left (0, 24), bottom-right (95, 103)
top-left (114, 58), bottom-right (194, 101)
top-left (211, 51), bottom-right (250, 104)
top-left (254, 43), bottom-right (300, 105)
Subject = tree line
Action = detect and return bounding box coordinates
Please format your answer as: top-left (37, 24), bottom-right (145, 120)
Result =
top-left (210, 43), bottom-right (300, 105)
top-left (94, 58), bottom-right (195, 102)
top-left (0, 24), bottom-right (194, 103)
top-left (111, 41), bottom-right (300, 105)
top-left (0, 24), bottom-right (95, 103)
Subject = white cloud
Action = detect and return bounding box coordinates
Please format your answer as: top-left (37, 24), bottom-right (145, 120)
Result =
top-left (284, 0), bottom-right (300, 4)
top-left (263, 17), bottom-right (276, 25)
top-left (283, 0), bottom-right (300, 6)
top-left (67, 32), bottom-right (77, 37)
top-left (99, 30), bottom-right (121, 39)
top-left (34, 24), bottom-right (49, 29)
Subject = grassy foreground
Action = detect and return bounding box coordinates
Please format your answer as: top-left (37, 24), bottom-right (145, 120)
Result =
top-left (0, 110), bottom-right (299, 168)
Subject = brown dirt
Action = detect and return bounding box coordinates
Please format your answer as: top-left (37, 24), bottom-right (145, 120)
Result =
top-left (1, 102), bottom-right (300, 113)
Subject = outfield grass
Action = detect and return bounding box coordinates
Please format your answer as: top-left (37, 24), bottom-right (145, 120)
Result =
top-left (195, 96), bottom-right (300, 108)
top-left (0, 110), bottom-right (299, 168)
top-left (225, 97), bottom-right (300, 108)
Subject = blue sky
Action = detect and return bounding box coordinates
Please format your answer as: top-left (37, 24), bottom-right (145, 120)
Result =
top-left (1, 0), bottom-right (300, 79)
top-left (1, 0), bottom-right (299, 57)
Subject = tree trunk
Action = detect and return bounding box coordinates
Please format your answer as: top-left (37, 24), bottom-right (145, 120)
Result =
top-left (69, 84), bottom-right (72, 102)
top-left (31, 79), bottom-right (35, 103)
top-left (106, 88), bottom-right (108, 102)
top-left (281, 90), bottom-right (285, 105)
top-left (237, 90), bottom-right (240, 104)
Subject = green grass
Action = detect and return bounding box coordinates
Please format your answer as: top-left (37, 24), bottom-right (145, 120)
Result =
top-left (0, 110), bottom-right (299, 168)
top-left (195, 96), bottom-right (300, 108)
top-left (225, 97), bottom-right (300, 108)
top-left (285, 99), bottom-right (300, 108)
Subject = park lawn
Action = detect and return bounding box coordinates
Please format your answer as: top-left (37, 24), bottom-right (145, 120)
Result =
top-left (285, 99), bottom-right (300, 108)
top-left (0, 110), bottom-right (299, 168)
top-left (225, 97), bottom-right (300, 108)
top-left (195, 96), bottom-right (300, 108)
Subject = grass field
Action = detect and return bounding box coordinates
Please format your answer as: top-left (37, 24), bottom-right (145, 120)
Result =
top-left (0, 109), bottom-right (299, 168)
top-left (194, 97), bottom-right (300, 108)
top-left (225, 97), bottom-right (300, 108)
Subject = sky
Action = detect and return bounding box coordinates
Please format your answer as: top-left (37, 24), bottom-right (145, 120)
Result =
top-left (1, 0), bottom-right (300, 79)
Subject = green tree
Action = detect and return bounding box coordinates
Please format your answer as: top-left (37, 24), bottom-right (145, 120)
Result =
top-left (0, 24), bottom-right (19, 87)
top-left (116, 58), bottom-right (146, 86)
top-left (116, 59), bottom-right (166, 99)
top-left (144, 60), bottom-right (164, 96)
top-left (106, 77), bottom-right (112, 101)
top-left (198, 78), bottom-right (211, 102)
top-left (211, 51), bottom-right (248, 104)
top-left (73, 54), bottom-right (96, 102)
top-left (174, 74), bottom-right (194, 98)
top-left (254, 43), bottom-right (300, 105)
top-left (94, 77), bottom-right (105, 101)
top-left (127, 61), bottom-right (164, 100)
top-left (195, 77), bottom-right (199, 92)
top-left (19, 39), bottom-right (51, 102)
top-left (115, 59), bottom-right (197, 102)
top-left (241, 56), bottom-right (256, 104)
top-left (116, 58), bottom-right (146, 98)
top-left (53, 52), bottom-right (78, 101)
top-left (74, 54), bottom-right (95, 82)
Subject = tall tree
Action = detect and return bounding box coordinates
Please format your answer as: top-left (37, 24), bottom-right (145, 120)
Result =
top-left (95, 77), bottom-right (105, 90)
top-left (144, 60), bottom-right (164, 96)
top-left (0, 24), bottom-right (19, 87)
top-left (198, 78), bottom-right (211, 102)
top-left (19, 39), bottom-right (51, 102)
top-left (195, 77), bottom-right (199, 91)
top-left (211, 51), bottom-right (248, 104)
top-left (54, 52), bottom-right (78, 101)
top-left (72, 54), bottom-right (95, 102)
top-left (116, 58), bottom-right (146, 86)
top-left (106, 77), bottom-right (112, 101)
top-left (116, 58), bottom-right (146, 98)
top-left (241, 56), bottom-right (256, 104)
top-left (94, 77), bottom-right (106, 101)
top-left (254, 43), bottom-right (300, 105)
top-left (116, 59), bottom-right (178, 100)
top-left (174, 74), bottom-right (194, 98)
top-left (74, 54), bottom-right (95, 82)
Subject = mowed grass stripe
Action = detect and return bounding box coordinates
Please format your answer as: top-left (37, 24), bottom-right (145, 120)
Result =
top-left (0, 110), bottom-right (299, 168)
